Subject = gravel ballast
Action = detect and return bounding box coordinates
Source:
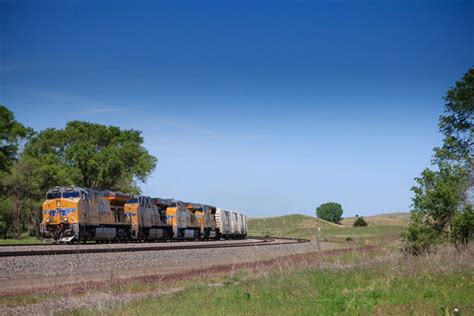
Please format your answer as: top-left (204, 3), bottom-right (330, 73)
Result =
top-left (0, 239), bottom-right (337, 294)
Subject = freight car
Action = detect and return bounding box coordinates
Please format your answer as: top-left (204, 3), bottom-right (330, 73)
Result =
top-left (40, 186), bottom-right (247, 243)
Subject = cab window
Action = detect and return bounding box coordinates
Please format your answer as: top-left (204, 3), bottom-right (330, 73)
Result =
top-left (46, 192), bottom-right (61, 199)
top-left (63, 191), bottom-right (80, 198)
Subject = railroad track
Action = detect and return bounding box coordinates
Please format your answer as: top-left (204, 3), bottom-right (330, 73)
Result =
top-left (0, 237), bottom-right (309, 257)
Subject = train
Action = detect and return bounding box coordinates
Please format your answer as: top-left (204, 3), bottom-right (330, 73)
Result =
top-left (40, 186), bottom-right (247, 243)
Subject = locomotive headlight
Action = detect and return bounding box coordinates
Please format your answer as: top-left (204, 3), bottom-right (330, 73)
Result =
top-left (46, 218), bottom-right (50, 222)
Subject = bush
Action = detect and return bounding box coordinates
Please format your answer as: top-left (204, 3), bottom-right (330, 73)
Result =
top-left (353, 216), bottom-right (368, 227)
top-left (401, 214), bottom-right (442, 255)
top-left (451, 204), bottom-right (474, 247)
top-left (316, 202), bottom-right (343, 224)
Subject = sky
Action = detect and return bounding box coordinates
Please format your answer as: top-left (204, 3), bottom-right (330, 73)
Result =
top-left (1, 0), bottom-right (473, 217)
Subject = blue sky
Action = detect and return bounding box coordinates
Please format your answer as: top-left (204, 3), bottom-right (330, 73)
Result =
top-left (1, 0), bottom-right (473, 217)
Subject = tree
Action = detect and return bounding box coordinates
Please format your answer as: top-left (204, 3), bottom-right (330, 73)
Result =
top-left (451, 205), bottom-right (474, 247)
top-left (353, 216), bottom-right (368, 227)
top-left (0, 105), bottom-right (36, 238)
top-left (404, 68), bottom-right (474, 253)
top-left (316, 202), bottom-right (343, 224)
top-left (24, 121), bottom-right (158, 194)
top-left (0, 105), bottom-right (32, 173)
top-left (0, 204), bottom-right (13, 239)
top-left (410, 164), bottom-right (467, 234)
top-left (0, 157), bottom-right (43, 239)
top-left (434, 69), bottom-right (474, 166)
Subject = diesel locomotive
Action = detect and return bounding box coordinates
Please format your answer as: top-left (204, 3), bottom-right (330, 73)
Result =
top-left (41, 186), bottom-right (247, 243)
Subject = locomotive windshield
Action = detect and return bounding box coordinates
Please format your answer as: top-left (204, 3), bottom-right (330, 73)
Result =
top-left (46, 192), bottom-right (61, 199)
top-left (127, 198), bottom-right (139, 204)
top-left (63, 191), bottom-right (80, 198)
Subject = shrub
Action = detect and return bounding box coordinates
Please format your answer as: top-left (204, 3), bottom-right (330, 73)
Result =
top-left (451, 204), bottom-right (474, 247)
top-left (401, 213), bottom-right (442, 255)
top-left (353, 216), bottom-right (368, 227)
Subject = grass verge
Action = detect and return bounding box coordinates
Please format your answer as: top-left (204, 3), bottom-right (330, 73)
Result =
top-left (0, 236), bottom-right (42, 245)
top-left (70, 245), bottom-right (473, 316)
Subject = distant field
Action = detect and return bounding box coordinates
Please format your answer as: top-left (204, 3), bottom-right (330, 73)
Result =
top-left (248, 213), bottom-right (408, 242)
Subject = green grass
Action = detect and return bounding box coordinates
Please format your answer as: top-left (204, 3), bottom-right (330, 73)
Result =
top-left (320, 225), bottom-right (406, 242)
top-left (83, 256), bottom-right (474, 316)
top-left (248, 214), bottom-right (340, 239)
top-left (0, 235), bottom-right (42, 245)
top-left (0, 293), bottom-right (49, 307)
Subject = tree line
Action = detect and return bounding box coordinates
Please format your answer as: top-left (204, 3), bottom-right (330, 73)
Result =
top-left (0, 106), bottom-right (157, 239)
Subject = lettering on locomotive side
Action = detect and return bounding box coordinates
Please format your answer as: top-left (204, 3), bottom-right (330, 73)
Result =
top-left (44, 208), bottom-right (77, 216)
top-left (98, 199), bottom-right (108, 214)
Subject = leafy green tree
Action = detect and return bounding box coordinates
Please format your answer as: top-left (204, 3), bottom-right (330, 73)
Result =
top-left (0, 156), bottom-right (43, 239)
top-left (24, 121), bottom-right (157, 194)
top-left (434, 69), bottom-right (473, 166)
top-left (316, 202), bottom-right (343, 224)
top-left (0, 105), bottom-right (32, 172)
top-left (0, 105), bottom-right (36, 238)
top-left (404, 68), bottom-right (474, 253)
top-left (353, 216), bottom-right (368, 227)
top-left (0, 204), bottom-right (13, 239)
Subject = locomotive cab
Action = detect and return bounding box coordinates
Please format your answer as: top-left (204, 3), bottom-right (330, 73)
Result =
top-left (41, 186), bottom-right (84, 242)
top-left (124, 196), bottom-right (173, 240)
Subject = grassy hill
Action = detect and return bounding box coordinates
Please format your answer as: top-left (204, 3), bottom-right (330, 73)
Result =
top-left (248, 214), bottom-right (338, 239)
top-left (248, 213), bottom-right (408, 242)
top-left (340, 212), bottom-right (410, 227)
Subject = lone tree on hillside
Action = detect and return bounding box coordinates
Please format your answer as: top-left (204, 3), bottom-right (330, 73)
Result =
top-left (316, 202), bottom-right (343, 224)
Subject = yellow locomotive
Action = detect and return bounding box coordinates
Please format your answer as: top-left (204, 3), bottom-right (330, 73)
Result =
top-left (41, 186), bottom-right (131, 242)
top-left (41, 186), bottom-right (247, 242)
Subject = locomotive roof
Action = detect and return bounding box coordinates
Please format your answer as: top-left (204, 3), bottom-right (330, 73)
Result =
top-left (47, 186), bottom-right (89, 194)
top-left (98, 190), bottom-right (133, 200)
top-left (154, 197), bottom-right (175, 206)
